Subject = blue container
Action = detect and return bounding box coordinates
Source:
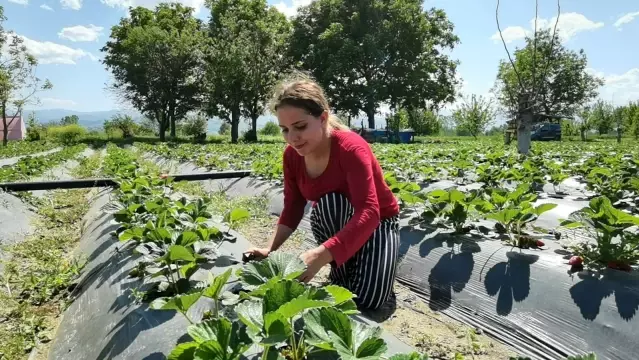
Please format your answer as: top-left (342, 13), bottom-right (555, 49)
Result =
top-left (398, 131), bottom-right (414, 143)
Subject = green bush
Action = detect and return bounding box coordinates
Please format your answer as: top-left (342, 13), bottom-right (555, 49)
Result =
top-left (180, 114), bottom-right (208, 142)
top-left (104, 114), bottom-right (137, 138)
top-left (26, 116), bottom-right (46, 141)
top-left (47, 124), bottom-right (87, 145)
top-left (218, 122), bottom-right (230, 135)
top-left (260, 121), bottom-right (280, 136)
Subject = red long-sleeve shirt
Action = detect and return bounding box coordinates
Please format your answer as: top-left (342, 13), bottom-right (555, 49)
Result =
top-left (277, 129), bottom-right (400, 267)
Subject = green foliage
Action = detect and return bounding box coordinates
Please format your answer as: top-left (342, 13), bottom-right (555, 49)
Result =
top-left (180, 113), bottom-right (208, 142)
top-left (494, 29), bottom-right (602, 118)
top-left (25, 113), bottom-right (47, 141)
top-left (260, 121), bottom-right (280, 136)
top-left (590, 100), bottom-right (614, 136)
top-left (101, 3), bottom-right (208, 141)
top-left (59, 114), bottom-right (79, 125)
top-left (387, 109), bottom-right (410, 133)
top-left (0, 11), bottom-right (53, 145)
top-left (407, 108), bottom-right (441, 136)
top-left (218, 122), bottom-right (230, 135)
top-left (47, 123), bottom-right (87, 145)
top-left (104, 114), bottom-right (138, 138)
top-left (452, 95), bottom-right (495, 138)
top-left (289, 0), bottom-right (459, 128)
top-left (560, 196), bottom-right (639, 270)
top-left (205, 0), bottom-right (291, 143)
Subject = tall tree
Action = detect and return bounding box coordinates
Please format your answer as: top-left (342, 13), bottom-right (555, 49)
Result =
top-left (289, 0), bottom-right (459, 129)
top-left (60, 115), bottom-right (79, 125)
top-left (494, 29), bottom-right (603, 120)
top-left (0, 7), bottom-right (52, 146)
top-left (452, 94), bottom-right (495, 138)
top-left (205, 0), bottom-right (291, 143)
top-left (590, 100), bottom-right (614, 136)
top-left (576, 105), bottom-right (593, 141)
top-left (101, 3), bottom-right (208, 141)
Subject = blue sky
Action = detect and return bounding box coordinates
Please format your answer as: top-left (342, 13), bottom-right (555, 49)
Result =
top-left (3, 0), bottom-right (638, 115)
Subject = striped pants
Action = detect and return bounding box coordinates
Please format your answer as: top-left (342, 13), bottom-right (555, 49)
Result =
top-left (310, 192), bottom-right (400, 310)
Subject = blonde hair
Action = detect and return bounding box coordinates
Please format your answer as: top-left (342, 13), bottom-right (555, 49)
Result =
top-left (271, 71), bottom-right (350, 131)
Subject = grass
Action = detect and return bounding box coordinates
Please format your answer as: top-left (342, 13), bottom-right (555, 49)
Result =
top-left (0, 150), bottom-right (102, 360)
top-left (0, 189), bottom-right (89, 359)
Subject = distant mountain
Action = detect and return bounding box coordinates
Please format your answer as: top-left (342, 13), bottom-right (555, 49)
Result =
top-left (25, 109), bottom-right (142, 130)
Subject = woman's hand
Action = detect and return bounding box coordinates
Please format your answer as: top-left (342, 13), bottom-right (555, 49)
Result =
top-left (299, 245), bottom-right (333, 283)
top-left (244, 247), bottom-right (271, 261)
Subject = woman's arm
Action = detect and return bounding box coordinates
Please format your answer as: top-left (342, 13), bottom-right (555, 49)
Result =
top-left (321, 145), bottom-right (380, 267)
top-left (273, 148), bottom-right (307, 250)
top-left (265, 224), bottom-right (295, 253)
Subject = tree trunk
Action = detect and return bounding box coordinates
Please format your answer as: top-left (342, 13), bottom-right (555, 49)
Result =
top-left (2, 103), bottom-right (7, 147)
top-left (170, 116), bottom-right (176, 139)
top-left (517, 113), bottom-right (532, 154)
top-left (231, 108), bottom-right (240, 144)
top-left (347, 115), bottom-right (351, 128)
top-left (250, 115), bottom-right (259, 142)
top-left (157, 111), bottom-right (167, 142)
top-left (365, 105), bottom-right (375, 129)
top-left (617, 120), bottom-right (622, 143)
top-left (580, 128), bottom-right (586, 141)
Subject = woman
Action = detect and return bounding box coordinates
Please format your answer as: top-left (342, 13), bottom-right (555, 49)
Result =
top-left (245, 75), bottom-right (400, 310)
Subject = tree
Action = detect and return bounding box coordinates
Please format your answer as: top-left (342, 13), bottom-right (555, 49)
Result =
top-left (560, 118), bottom-right (578, 137)
top-left (386, 109), bottom-right (409, 133)
top-left (104, 114), bottom-right (137, 138)
top-left (205, 0), bottom-right (291, 143)
top-left (494, 29), bottom-right (603, 120)
top-left (218, 122), bottom-right (230, 135)
top-left (622, 101), bottom-right (639, 139)
top-left (289, 0), bottom-right (459, 129)
top-left (60, 115), bottom-right (79, 125)
top-left (0, 7), bottom-right (52, 146)
top-left (452, 95), bottom-right (495, 138)
top-left (101, 3), bottom-right (208, 141)
top-left (590, 100), bottom-right (614, 136)
top-left (612, 105), bottom-right (625, 143)
top-left (407, 108), bottom-right (441, 135)
top-left (575, 106), bottom-right (593, 141)
top-left (260, 121), bottom-right (280, 136)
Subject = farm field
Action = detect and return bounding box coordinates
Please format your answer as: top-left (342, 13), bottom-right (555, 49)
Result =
top-left (1, 137), bottom-right (637, 360)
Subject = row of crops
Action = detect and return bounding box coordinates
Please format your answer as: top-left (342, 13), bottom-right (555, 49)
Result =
top-left (0, 140), bottom-right (59, 159)
top-left (0, 144), bottom-right (86, 183)
top-left (64, 145), bottom-right (428, 360)
top-left (137, 140), bottom-right (639, 272)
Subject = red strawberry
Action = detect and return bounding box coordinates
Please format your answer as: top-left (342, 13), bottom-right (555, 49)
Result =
top-left (535, 240), bottom-right (545, 247)
top-left (160, 173), bottom-right (169, 179)
top-left (568, 256), bottom-right (583, 266)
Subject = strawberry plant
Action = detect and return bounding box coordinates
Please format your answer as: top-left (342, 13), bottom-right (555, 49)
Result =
top-left (419, 188), bottom-right (490, 234)
top-left (155, 252), bottom-right (428, 360)
top-left (559, 196), bottom-right (639, 271)
top-left (478, 184), bottom-right (557, 247)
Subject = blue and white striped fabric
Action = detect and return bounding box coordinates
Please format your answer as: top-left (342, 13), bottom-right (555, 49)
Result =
top-left (310, 192), bottom-right (400, 310)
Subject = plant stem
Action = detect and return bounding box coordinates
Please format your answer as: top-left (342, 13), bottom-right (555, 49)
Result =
top-left (166, 260), bottom-right (179, 295)
top-left (261, 346), bottom-right (271, 360)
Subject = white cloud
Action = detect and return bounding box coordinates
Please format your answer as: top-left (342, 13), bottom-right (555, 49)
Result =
top-left (40, 4), bottom-right (53, 10)
top-left (40, 98), bottom-right (78, 108)
top-left (491, 12), bottom-right (603, 44)
top-left (100, 0), bottom-right (205, 14)
top-left (60, 0), bottom-right (82, 10)
top-left (273, 0), bottom-right (311, 18)
top-left (58, 25), bottom-right (104, 42)
top-left (18, 35), bottom-right (97, 64)
top-left (588, 67), bottom-right (639, 105)
top-left (614, 11), bottom-right (639, 29)
top-left (490, 26), bottom-right (530, 44)
top-left (532, 12), bottom-right (604, 42)
top-left (8, 0), bottom-right (29, 5)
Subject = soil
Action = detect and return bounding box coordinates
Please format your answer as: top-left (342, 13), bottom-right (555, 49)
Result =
top-left (239, 214), bottom-right (517, 360)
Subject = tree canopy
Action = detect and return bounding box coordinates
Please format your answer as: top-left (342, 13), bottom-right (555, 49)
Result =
top-left (493, 29), bottom-right (603, 119)
top-left (205, 0), bottom-right (291, 143)
top-left (101, 3), bottom-right (208, 141)
top-left (0, 6), bottom-right (52, 145)
top-left (289, 0), bottom-right (459, 129)
top-left (452, 95), bottom-right (495, 138)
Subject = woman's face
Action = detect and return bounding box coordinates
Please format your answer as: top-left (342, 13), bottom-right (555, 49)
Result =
top-left (277, 105), bottom-right (327, 156)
